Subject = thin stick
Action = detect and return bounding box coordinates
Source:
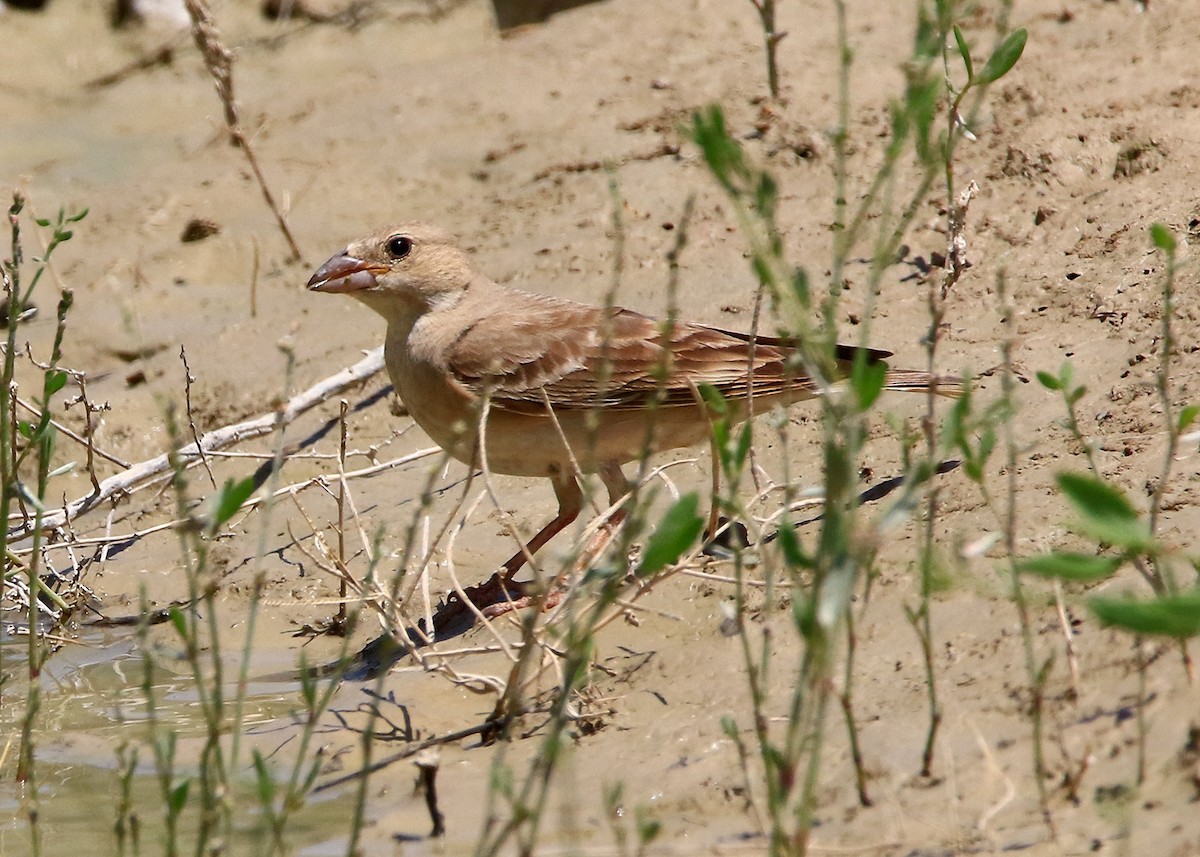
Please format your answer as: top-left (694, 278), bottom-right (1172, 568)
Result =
top-left (181, 0), bottom-right (305, 263)
top-left (314, 718), bottom-right (504, 794)
top-left (336, 399), bottom-right (349, 629)
top-left (16, 394), bottom-right (127, 470)
top-left (7, 347), bottom-right (385, 537)
top-left (1053, 580), bottom-right (1080, 699)
top-left (179, 345), bottom-right (216, 488)
top-left (250, 237), bottom-right (260, 317)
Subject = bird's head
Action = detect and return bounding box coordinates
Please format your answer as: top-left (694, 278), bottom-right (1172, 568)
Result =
top-left (307, 222), bottom-right (475, 317)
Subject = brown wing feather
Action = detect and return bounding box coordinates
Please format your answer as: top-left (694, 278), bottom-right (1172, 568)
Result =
top-left (446, 292), bottom-right (893, 412)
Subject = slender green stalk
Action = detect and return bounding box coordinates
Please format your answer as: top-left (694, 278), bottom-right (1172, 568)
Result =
top-left (997, 273), bottom-right (1055, 836)
top-left (1146, 231), bottom-right (1180, 594)
top-left (838, 607), bottom-right (871, 805)
top-left (748, 0), bottom-right (784, 100)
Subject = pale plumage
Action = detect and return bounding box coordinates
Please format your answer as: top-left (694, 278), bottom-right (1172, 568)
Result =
top-left (308, 222), bottom-right (952, 587)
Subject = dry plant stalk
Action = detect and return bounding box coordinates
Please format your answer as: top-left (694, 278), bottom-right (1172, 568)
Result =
top-left (7, 346), bottom-right (386, 538)
top-left (182, 0), bottom-right (305, 263)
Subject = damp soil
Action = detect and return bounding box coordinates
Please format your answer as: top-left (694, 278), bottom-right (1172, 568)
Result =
top-left (3, 0), bottom-right (1200, 854)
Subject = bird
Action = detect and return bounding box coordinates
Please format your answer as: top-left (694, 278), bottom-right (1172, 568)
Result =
top-left (307, 222), bottom-right (955, 607)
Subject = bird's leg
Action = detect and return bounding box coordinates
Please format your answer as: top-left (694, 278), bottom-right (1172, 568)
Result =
top-left (572, 461), bottom-right (632, 570)
top-left (477, 465), bottom-right (628, 619)
top-left (686, 377), bottom-right (724, 545)
top-left (499, 470), bottom-right (583, 582)
top-left (472, 473), bottom-right (583, 619)
top-left (706, 436), bottom-right (722, 544)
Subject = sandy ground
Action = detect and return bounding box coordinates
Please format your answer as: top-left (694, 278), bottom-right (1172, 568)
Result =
top-left (4, 0), bottom-right (1200, 854)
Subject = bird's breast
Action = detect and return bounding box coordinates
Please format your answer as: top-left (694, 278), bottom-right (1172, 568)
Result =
top-left (384, 326), bottom-right (481, 463)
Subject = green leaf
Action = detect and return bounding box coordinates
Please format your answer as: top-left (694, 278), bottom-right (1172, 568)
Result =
top-left (1018, 552), bottom-right (1122, 582)
top-left (637, 493), bottom-right (704, 577)
top-left (851, 357), bottom-right (887, 410)
top-left (297, 652), bottom-right (317, 709)
top-left (1056, 472), bottom-right (1153, 552)
top-left (754, 173), bottom-right (778, 219)
top-left (731, 423), bottom-right (752, 471)
top-left (1091, 589), bottom-right (1200, 638)
top-left (636, 812), bottom-right (662, 845)
top-left (720, 715), bottom-right (738, 738)
top-left (774, 520), bottom-right (811, 569)
top-left (34, 217), bottom-right (49, 227)
top-left (212, 475), bottom-right (257, 527)
top-left (697, 382), bottom-right (728, 416)
top-left (45, 369), bottom-right (68, 396)
top-left (16, 420), bottom-right (33, 440)
top-left (718, 421), bottom-right (751, 476)
top-left (40, 422), bottom-right (56, 459)
top-left (908, 74), bottom-right (941, 164)
top-left (13, 480), bottom-right (45, 512)
top-left (952, 25), bottom-right (974, 80)
top-left (1179, 404), bottom-right (1199, 433)
top-left (1149, 222), bottom-right (1176, 254)
top-left (958, 414), bottom-right (995, 485)
top-left (790, 267), bottom-right (811, 307)
top-left (252, 750), bottom-right (276, 805)
top-left (915, 4), bottom-right (939, 59)
top-left (168, 606), bottom-right (188, 639)
top-left (751, 254), bottom-right (772, 287)
top-left (168, 780), bottom-right (190, 815)
top-left (688, 105), bottom-right (746, 196)
top-left (792, 590), bottom-right (816, 638)
top-left (1035, 370), bottom-right (1061, 391)
top-left (975, 28), bottom-right (1027, 85)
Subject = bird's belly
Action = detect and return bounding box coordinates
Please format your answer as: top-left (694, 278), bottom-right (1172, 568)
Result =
top-left (479, 406), bottom-right (716, 476)
top-left (391, 343), bottom-right (742, 476)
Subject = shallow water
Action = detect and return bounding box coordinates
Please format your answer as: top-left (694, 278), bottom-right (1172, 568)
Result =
top-left (0, 760), bottom-right (364, 857)
top-left (0, 622), bottom-right (359, 857)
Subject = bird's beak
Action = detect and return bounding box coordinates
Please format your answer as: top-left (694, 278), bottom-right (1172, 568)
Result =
top-left (307, 252), bottom-right (384, 293)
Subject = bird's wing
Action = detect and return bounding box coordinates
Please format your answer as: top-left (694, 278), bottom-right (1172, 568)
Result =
top-left (445, 294), bottom-right (878, 413)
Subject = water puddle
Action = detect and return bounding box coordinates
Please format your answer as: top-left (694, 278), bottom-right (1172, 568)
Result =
top-left (0, 623), bottom-right (359, 857)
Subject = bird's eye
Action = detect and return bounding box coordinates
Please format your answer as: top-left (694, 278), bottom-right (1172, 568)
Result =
top-left (385, 235), bottom-right (413, 258)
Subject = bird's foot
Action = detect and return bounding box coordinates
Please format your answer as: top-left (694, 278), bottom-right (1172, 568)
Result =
top-left (447, 572), bottom-right (567, 619)
top-left (479, 581), bottom-right (566, 618)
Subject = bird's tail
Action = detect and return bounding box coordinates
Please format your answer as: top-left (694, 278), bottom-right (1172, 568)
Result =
top-left (883, 368), bottom-right (964, 398)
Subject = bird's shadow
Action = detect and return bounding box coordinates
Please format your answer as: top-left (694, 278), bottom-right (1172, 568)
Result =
top-left (332, 574), bottom-right (520, 680)
top-left (336, 459), bottom-right (962, 681)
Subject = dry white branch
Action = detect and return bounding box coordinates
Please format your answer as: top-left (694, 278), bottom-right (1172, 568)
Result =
top-left (9, 347), bottom-right (386, 538)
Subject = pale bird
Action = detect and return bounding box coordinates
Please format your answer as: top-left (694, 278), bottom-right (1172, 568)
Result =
top-left (308, 223), bottom-right (953, 594)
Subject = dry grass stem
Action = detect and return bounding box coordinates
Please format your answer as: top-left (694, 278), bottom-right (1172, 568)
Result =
top-left (179, 345), bottom-right (216, 489)
top-left (7, 346), bottom-right (385, 537)
top-left (181, 0), bottom-right (305, 263)
top-left (15, 394), bottom-right (128, 469)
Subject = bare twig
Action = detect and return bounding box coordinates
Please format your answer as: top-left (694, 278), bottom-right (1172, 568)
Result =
top-left (66, 373), bottom-right (107, 492)
top-left (17, 394), bottom-right (126, 471)
top-left (180, 346), bottom-right (216, 489)
top-left (314, 718), bottom-right (503, 793)
top-left (415, 750), bottom-right (445, 838)
top-left (7, 347), bottom-right (385, 538)
top-left (181, 0), bottom-right (305, 263)
top-left (85, 37), bottom-right (185, 90)
top-left (335, 399), bottom-right (349, 630)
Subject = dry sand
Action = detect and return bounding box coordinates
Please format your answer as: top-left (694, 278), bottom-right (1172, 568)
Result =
top-left (4, 0), bottom-right (1200, 853)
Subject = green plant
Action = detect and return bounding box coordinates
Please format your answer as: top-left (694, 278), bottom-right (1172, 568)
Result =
top-left (685, 6), bottom-right (1026, 852)
top-left (2, 194), bottom-right (86, 854)
top-left (1024, 225), bottom-right (1197, 787)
